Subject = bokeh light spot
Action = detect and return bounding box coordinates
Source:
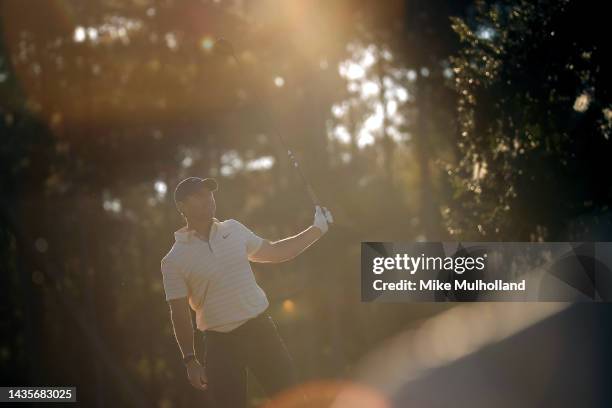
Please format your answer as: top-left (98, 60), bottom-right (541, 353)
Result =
top-left (274, 76), bottom-right (285, 87)
top-left (282, 299), bottom-right (295, 314)
top-left (35, 238), bottom-right (48, 253)
top-left (201, 36), bottom-right (214, 53)
top-left (573, 93), bottom-right (591, 112)
top-left (73, 26), bottom-right (86, 43)
top-left (154, 180), bottom-right (167, 199)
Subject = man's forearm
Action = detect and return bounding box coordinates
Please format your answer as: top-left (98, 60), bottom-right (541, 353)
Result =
top-left (267, 226), bottom-right (322, 262)
top-left (170, 305), bottom-right (196, 358)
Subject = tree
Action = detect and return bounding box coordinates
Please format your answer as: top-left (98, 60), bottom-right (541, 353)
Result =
top-left (447, 0), bottom-right (611, 240)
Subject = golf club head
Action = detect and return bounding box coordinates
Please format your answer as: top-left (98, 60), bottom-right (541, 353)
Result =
top-left (214, 38), bottom-right (235, 57)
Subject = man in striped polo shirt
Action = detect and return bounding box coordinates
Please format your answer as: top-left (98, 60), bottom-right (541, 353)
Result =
top-left (161, 177), bottom-right (332, 407)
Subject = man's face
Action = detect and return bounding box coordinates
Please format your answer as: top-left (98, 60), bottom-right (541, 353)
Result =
top-left (181, 187), bottom-right (216, 221)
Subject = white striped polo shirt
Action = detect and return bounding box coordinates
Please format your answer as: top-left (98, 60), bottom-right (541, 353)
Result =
top-left (161, 218), bottom-right (269, 332)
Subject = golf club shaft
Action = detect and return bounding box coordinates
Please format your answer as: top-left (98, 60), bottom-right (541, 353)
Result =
top-left (227, 51), bottom-right (320, 207)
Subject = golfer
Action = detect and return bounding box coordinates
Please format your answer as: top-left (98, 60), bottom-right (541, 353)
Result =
top-left (161, 176), bottom-right (332, 407)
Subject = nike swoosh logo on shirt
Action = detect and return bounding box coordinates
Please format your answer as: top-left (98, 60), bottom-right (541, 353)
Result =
top-left (222, 233), bottom-right (231, 239)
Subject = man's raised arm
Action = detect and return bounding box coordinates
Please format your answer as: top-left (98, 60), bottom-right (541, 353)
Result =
top-left (249, 206), bottom-right (333, 263)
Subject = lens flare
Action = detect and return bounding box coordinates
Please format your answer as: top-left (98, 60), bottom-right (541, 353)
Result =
top-left (263, 380), bottom-right (389, 408)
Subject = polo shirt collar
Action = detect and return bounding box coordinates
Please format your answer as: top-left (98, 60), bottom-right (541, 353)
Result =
top-left (174, 218), bottom-right (220, 243)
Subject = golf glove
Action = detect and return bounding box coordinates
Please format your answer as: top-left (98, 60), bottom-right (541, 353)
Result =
top-left (313, 205), bottom-right (333, 234)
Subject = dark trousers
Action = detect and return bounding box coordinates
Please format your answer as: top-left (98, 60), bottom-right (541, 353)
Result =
top-left (203, 312), bottom-right (300, 408)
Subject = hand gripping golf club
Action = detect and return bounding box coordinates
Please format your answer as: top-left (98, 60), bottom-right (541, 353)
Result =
top-left (214, 38), bottom-right (320, 207)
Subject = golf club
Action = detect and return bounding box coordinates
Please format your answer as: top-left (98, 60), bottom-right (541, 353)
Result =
top-left (213, 38), bottom-right (321, 207)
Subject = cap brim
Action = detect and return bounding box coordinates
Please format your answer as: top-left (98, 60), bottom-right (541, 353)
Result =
top-left (201, 178), bottom-right (218, 192)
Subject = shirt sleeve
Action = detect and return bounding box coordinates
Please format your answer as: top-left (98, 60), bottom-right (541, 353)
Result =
top-left (161, 257), bottom-right (188, 301)
top-left (232, 219), bottom-right (264, 256)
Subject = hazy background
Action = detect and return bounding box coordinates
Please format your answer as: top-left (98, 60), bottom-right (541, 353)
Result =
top-left (1, 0), bottom-right (610, 406)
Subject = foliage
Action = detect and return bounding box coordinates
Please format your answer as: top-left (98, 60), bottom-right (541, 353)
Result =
top-left (446, 0), bottom-right (611, 240)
